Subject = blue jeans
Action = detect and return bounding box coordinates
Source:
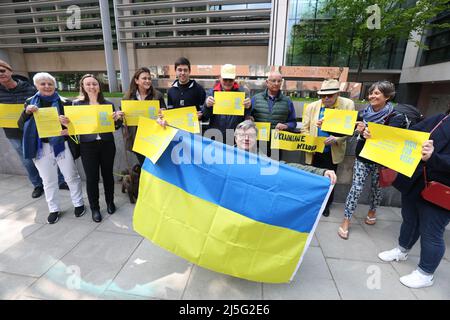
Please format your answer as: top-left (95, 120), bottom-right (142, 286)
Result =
top-left (399, 182), bottom-right (450, 274)
top-left (8, 137), bottom-right (65, 187)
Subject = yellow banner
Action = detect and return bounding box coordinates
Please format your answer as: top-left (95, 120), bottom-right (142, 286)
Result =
top-left (360, 123), bottom-right (430, 177)
top-left (213, 91), bottom-right (245, 115)
top-left (121, 100), bottom-right (160, 126)
top-left (255, 122), bottom-right (271, 141)
top-left (0, 104), bottom-right (23, 128)
top-left (271, 130), bottom-right (326, 152)
top-left (321, 109), bottom-right (358, 136)
top-left (162, 106), bottom-right (200, 134)
top-left (132, 117), bottom-right (178, 164)
top-left (64, 105), bottom-right (115, 135)
top-left (34, 107), bottom-right (62, 138)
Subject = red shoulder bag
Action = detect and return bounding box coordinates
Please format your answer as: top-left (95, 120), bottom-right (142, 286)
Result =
top-left (420, 115), bottom-right (450, 211)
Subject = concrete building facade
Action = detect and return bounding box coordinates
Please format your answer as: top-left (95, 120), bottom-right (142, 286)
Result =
top-left (0, 0), bottom-right (448, 113)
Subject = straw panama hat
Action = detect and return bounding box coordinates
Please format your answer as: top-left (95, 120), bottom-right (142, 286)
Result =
top-left (317, 79), bottom-right (341, 95)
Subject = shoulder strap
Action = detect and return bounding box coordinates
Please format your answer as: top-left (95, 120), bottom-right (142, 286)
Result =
top-left (423, 114), bottom-right (449, 183)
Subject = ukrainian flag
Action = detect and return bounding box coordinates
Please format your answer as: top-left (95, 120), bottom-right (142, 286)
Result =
top-left (133, 131), bottom-right (331, 283)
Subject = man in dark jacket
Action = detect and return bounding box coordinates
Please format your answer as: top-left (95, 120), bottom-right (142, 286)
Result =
top-left (0, 59), bottom-right (66, 198)
top-left (201, 64), bottom-right (252, 145)
top-left (167, 57), bottom-right (206, 117)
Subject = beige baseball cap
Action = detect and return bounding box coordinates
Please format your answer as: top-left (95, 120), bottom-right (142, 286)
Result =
top-left (221, 64), bottom-right (236, 79)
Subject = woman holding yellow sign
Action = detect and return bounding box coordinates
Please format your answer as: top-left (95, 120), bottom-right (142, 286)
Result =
top-left (379, 107), bottom-right (450, 289)
top-left (122, 67), bottom-right (166, 166)
top-left (18, 72), bottom-right (84, 225)
top-left (65, 74), bottom-right (124, 223)
top-left (339, 81), bottom-right (407, 240)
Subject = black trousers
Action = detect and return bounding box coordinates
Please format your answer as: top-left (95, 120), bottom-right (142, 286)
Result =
top-left (80, 140), bottom-right (116, 210)
top-left (135, 152), bottom-right (145, 167)
top-left (312, 151), bottom-right (338, 210)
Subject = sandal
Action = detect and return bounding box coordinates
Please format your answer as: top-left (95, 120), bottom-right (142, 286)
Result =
top-left (338, 226), bottom-right (349, 240)
top-left (365, 210), bottom-right (377, 225)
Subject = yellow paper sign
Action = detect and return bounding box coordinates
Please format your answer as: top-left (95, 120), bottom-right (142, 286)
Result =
top-left (121, 100), bottom-right (160, 126)
top-left (321, 109), bottom-right (358, 136)
top-left (34, 107), bottom-right (62, 138)
top-left (132, 117), bottom-right (178, 164)
top-left (360, 123), bottom-right (430, 177)
top-left (271, 130), bottom-right (326, 152)
top-left (64, 105), bottom-right (115, 135)
top-left (0, 104), bottom-right (23, 128)
top-left (162, 106), bottom-right (200, 134)
top-left (255, 122), bottom-right (271, 141)
top-left (213, 91), bottom-right (245, 115)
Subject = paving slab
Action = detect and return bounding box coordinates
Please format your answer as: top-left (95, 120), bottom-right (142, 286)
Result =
top-left (0, 218), bottom-right (44, 253)
top-left (327, 258), bottom-right (417, 300)
top-left (0, 272), bottom-right (37, 299)
top-left (263, 247), bottom-right (339, 300)
top-left (390, 255), bottom-right (450, 300)
top-left (0, 188), bottom-right (40, 214)
top-left (183, 266), bottom-right (262, 300)
top-left (361, 220), bottom-right (421, 257)
top-left (353, 204), bottom-right (403, 222)
top-left (0, 175), bottom-right (29, 191)
top-left (108, 240), bottom-right (193, 300)
top-left (0, 218), bottom-right (97, 277)
top-left (315, 221), bottom-right (381, 262)
top-left (96, 203), bottom-right (138, 235)
top-left (24, 231), bottom-right (142, 299)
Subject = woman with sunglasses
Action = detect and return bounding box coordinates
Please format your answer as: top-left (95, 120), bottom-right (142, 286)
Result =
top-left (61, 74), bottom-right (124, 223)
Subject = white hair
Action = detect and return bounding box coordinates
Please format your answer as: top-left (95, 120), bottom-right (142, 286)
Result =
top-left (33, 72), bottom-right (56, 86)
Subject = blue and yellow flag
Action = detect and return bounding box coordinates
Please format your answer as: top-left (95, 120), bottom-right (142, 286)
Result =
top-left (133, 131), bottom-right (331, 283)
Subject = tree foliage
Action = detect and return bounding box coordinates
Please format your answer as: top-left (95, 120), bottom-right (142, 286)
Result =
top-left (291, 0), bottom-right (449, 80)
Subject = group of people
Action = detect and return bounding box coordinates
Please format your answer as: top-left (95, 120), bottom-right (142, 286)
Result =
top-left (1, 57), bottom-right (449, 289)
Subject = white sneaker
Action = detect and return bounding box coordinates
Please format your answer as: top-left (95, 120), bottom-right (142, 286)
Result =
top-left (378, 247), bottom-right (408, 262)
top-left (400, 270), bottom-right (434, 289)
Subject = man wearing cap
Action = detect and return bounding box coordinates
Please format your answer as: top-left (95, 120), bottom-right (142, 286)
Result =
top-left (301, 79), bottom-right (355, 216)
top-left (0, 59), bottom-right (66, 198)
top-left (201, 64), bottom-right (251, 144)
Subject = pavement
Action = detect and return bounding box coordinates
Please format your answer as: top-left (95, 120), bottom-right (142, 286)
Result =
top-left (0, 173), bottom-right (449, 300)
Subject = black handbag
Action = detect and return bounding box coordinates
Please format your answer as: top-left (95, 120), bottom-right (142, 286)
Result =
top-left (67, 135), bottom-right (80, 160)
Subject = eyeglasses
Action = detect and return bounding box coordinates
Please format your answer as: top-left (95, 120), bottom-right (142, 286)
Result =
top-left (235, 133), bottom-right (257, 139)
top-left (222, 79), bottom-right (234, 82)
top-left (320, 93), bottom-right (336, 98)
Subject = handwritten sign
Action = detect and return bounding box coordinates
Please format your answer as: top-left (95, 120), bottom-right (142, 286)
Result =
top-left (360, 123), bottom-right (430, 177)
top-left (271, 130), bottom-right (326, 153)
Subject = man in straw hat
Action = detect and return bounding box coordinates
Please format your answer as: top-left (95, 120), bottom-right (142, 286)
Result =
top-left (301, 78), bottom-right (355, 217)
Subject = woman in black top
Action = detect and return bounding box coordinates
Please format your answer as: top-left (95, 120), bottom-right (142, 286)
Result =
top-left (122, 67), bottom-right (166, 166)
top-left (63, 74), bottom-right (124, 223)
